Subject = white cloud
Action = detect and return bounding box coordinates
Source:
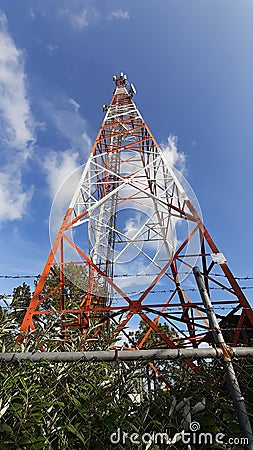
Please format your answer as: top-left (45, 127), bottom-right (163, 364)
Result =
top-left (45, 152), bottom-right (83, 237)
top-left (69, 8), bottom-right (88, 29)
top-left (59, 5), bottom-right (100, 30)
top-left (28, 9), bottom-right (36, 21)
top-left (108, 10), bottom-right (130, 20)
top-left (68, 97), bottom-right (80, 113)
top-left (43, 150), bottom-right (80, 201)
top-left (0, 166), bottom-right (33, 222)
top-left (161, 135), bottom-right (186, 173)
top-left (46, 44), bottom-right (58, 56)
top-left (43, 96), bottom-right (92, 152)
top-left (41, 95), bottom-right (92, 231)
top-left (0, 11), bottom-right (35, 223)
top-left (0, 11), bottom-right (35, 154)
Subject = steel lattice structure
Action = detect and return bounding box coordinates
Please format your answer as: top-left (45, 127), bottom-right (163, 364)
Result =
top-left (20, 73), bottom-right (253, 349)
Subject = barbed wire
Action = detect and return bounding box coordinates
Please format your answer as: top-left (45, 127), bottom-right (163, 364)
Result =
top-left (115, 273), bottom-right (253, 280)
top-left (1, 285), bottom-right (253, 300)
top-left (1, 272), bottom-right (253, 280)
top-left (109, 286), bottom-right (253, 297)
top-left (0, 296), bottom-right (251, 311)
top-left (1, 273), bottom-right (253, 304)
top-left (0, 275), bottom-right (39, 279)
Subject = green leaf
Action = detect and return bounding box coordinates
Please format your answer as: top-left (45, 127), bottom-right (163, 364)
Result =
top-left (0, 401), bottom-right (11, 418)
top-left (17, 437), bottom-right (34, 445)
top-left (0, 423), bottom-right (14, 435)
top-left (30, 441), bottom-right (48, 450)
top-left (65, 423), bottom-right (86, 444)
top-left (151, 419), bottom-right (162, 425)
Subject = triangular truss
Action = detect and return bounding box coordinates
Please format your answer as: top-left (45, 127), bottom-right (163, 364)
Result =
top-left (20, 73), bottom-right (253, 349)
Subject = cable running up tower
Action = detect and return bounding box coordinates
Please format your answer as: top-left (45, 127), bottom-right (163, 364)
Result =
top-left (20, 73), bottom-right (253, 348)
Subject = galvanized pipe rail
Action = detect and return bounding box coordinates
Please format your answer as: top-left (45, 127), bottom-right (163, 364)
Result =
top-left (0, 347), bottom-right (253, 362)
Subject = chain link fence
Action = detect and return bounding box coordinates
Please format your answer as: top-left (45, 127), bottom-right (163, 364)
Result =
top-left (0, 349), bottom-right (253, 449)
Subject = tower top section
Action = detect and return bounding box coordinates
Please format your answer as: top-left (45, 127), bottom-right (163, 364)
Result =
top-left (113, 72), bottom-right (127, 88)
top-left (112, 72), bottom-right (137, 96)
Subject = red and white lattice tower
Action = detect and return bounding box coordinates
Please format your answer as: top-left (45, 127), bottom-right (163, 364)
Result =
top-left (20, 73), bottom-right (253, 349)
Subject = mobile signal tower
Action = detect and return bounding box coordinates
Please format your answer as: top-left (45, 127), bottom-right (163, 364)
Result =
top-left (20, 73), bottom-right (253, 350)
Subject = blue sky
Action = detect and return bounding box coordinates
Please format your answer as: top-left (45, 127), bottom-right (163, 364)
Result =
top-left (0, 0), bottom-right (253, 299)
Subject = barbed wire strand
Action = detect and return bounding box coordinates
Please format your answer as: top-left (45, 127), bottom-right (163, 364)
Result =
top-left (1, 273), bottom-right (253, 280)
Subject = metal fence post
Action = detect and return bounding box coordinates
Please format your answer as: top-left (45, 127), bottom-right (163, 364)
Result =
top-left (193, 266), bottom-right (253, 450)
